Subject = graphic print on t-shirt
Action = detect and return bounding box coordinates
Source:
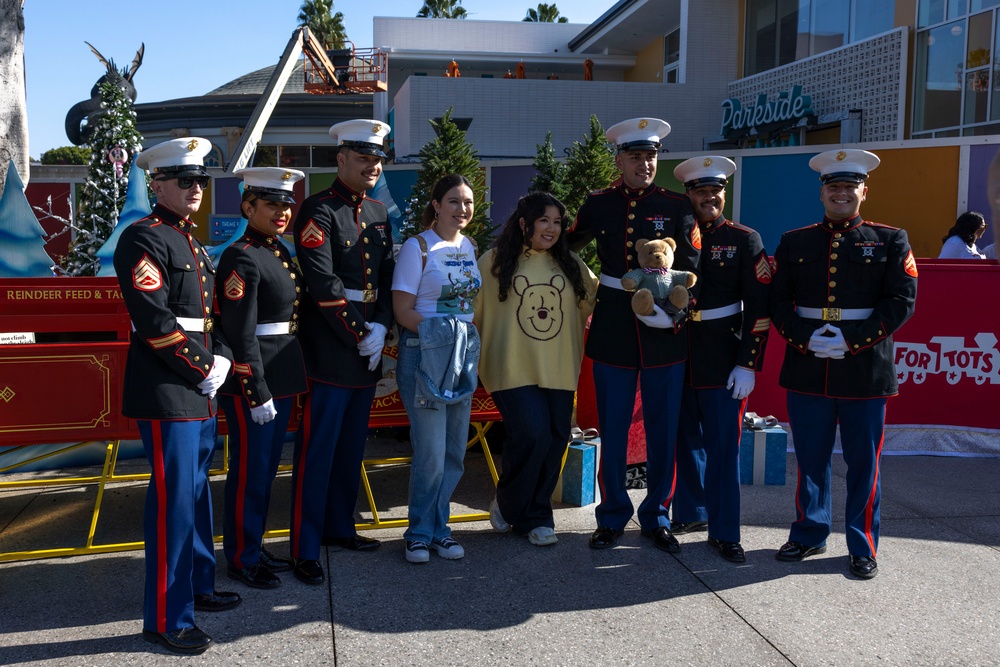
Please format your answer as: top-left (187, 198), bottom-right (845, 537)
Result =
top-left (432, 247), bottom-right (481, 315)
top-left (513, 273), bottom-right (565, 341)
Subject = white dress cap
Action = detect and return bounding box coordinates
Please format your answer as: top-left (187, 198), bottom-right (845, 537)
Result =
top-left (606, 117), bottom-right (671, 152)
top-left (808, 149), bottom-right (880, 184)
top-left (235, 167), bottom-right (305, 204)
top-left (674, 156), bottom-right (737, 189)
top-left (329, 119), bottom-right (391, 158)
top-left (135, 137), bottom-right (213, 176)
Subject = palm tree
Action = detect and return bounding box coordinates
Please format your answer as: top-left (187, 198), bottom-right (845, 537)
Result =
top-left (523, 3), bottom-right (568, 22)
top-left (417, 0), bottom-right (467, 19)
top-left (297, 0), bottom-right (348, 49)
top-left (0, 0), bottom-right (28, 194)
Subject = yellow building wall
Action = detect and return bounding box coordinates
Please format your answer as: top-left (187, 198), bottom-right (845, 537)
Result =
top-left (625, 38), bottom-right (664, 83)
top-left (860, 146), bottom-right (959, 259)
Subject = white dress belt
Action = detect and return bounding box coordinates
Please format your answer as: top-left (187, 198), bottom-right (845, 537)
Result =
top-left (598, 274), bottom-right (624, 290)
top-left (132, 317), bottom-right (213, 333)
top-left (255, 322), bottom-right (294, 335)
top-left (796, 306), bottom-right (873, 321)
top-left (344, 288), bottom-right (379, 303)
top-left (690, 302), bottom-right (742, 322)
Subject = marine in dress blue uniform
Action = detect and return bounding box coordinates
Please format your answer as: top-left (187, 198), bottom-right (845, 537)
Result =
top-left (290, 119), bottom-right (395, 584)
top-left (113, 138), bottom-right (240, 656)
top-left (567, 117), bottom-right (701, 552)
top-left (771, 149), bottom-right (918, 580)
top-left (217, 168), bottom-right (309, 590)
top-left (670, 156), bottom-right (771, 564)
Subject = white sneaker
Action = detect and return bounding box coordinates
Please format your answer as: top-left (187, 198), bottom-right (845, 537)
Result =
top-left (405, 540), bottom-right (429, 564)
top-left (430, 537), bottom-right (465, 560)
top-left (489, 498), bottom-right (511, 533)
top-left (528, 526), bottom-right (558, 546)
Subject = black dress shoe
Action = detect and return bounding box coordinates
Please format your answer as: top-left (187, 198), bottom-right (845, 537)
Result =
top-left (775, 540), bottom-right (827, 562)
top-left (293, 558), bottom-right (325, 585)
top-left (259, 547), bottom-right (293, 573)
top-left (193, 591), bottom-right (242, 612)
top-left (641, 527), bottom-right (681, 553)
top-left (671, 521), bottom-right (708, 535)
top-left (588, 527), bottom-right (624, 549)
top-left (708, 537), bottom-right (746, 563)
top-left (849, 555), bottom-right (878, 579)
top-left (142, 626), bottom-right (213, 655)
top-left (228, 562), bottom-right (281, 589)
top-left (322, 534), bottom-right (382, 551)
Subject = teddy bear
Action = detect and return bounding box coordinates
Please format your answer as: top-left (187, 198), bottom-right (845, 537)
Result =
top-left (620, 238), bottom-right (697, 319)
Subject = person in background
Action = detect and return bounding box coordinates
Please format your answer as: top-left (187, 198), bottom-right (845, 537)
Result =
top-left (770, 149), bottom-right (917, 580)
top-left (567, 117), bottom-right (700, 553)
top-left (114, 137), bottom-right (240, 656)
top-left (938, 211), bottom-right (988, 259)
top-left (290, 119), bottom-right (394, 585)
top-left (474, 192), bottom-right (598, 546)
top-left (217, 167), bottom-right (308, 590)
top-left (670, 156), bottom-right (771, 564)
top-left (392, 174), bottom-right (482, 564)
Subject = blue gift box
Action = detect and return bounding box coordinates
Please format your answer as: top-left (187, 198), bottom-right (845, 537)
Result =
top-left (555, 442), bottom-right (597, 506)
top-left (739, 427), bottom-right (787, 485)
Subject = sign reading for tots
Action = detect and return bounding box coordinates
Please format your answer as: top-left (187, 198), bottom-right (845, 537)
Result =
top-left (895, 333), bottom-right (999, 385)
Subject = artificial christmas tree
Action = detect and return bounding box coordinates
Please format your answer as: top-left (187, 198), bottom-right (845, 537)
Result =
top-left (404, 108), bottom-right (492, 250)
top-left (63, 79), bottom-right (144, 275)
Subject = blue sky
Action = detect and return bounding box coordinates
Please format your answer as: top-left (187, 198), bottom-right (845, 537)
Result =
top-left (24, 0), bottom-right (614, 157)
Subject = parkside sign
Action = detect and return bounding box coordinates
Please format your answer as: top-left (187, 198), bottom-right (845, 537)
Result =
top-left (721, 85), bottom-right (813, 138)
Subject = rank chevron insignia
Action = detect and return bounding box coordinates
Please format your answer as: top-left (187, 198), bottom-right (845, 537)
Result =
top-left (225, 271), bottom-right (245, 300)
top-left (133, 255), bottom-right (162, 291)
top-left (300, 220), bottom-right (324, 248)
top-left (755, 255), bottom-right (773, 283)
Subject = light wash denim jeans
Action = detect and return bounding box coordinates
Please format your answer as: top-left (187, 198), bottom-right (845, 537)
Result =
top-left (397, 327), bottom-right (473, 543)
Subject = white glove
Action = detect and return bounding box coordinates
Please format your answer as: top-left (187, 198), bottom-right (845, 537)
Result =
top-left (727, 366), bottom-right (756, 400)
top-left (823, 324), bottom-right (849, 356)
top-left (365, 350), bottom-right (382, 372)
top-left (635, 305), bottom-right (674, 329)
top-left (250, 399), bottom-right (277, 425)
top-left (807, 324), bottom-right (845, 359)
top-left (197, 355), bottom-right (232, 398)
top-left (358, 322), bottom-right (388, 356)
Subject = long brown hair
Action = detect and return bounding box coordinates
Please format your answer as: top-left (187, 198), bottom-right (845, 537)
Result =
top-left (490, 192), bottom-right (587, 302)
top-left (421, 174), bottom-right (473, 229)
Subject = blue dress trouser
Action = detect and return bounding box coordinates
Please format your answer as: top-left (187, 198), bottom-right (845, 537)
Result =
top-left (491, 386), bottom-right (574, 534)
top-left (592, 361), bottom-right (684, 532)
top-left (673, 385), bottom-right (745, 542)
top-left (786, 391), bottom-right (887, 557)
top-left (138, 418), bottom-right (217, 633)
top-left (290, 382), bottom-right (376, 559)
top-left (220, 395), bottom-right (294, 569)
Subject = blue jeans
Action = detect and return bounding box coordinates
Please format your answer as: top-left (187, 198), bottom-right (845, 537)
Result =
top-left (492, 386), bottom-right (573, 533)
top-left (397, 328), bottom-right (472, 543)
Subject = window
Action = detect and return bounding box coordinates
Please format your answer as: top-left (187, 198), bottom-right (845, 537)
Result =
top-left (663, 28), bottom-right (680, 83)
top-left (744, 0), bottom-right (895, 76)
top-left (913, 21), bottom-right (965, 132)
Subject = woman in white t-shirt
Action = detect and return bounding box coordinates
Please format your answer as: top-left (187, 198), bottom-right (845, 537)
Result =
top-left (392, 174), bottom-right (482, 564)
top-left (939, 211), bottom-right (988, 259)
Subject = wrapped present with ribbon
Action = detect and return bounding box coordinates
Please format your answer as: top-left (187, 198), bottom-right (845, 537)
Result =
top-left (553, 428), bottom-right (601, 506)
top-left (739, 413), bottom-right (787, 485)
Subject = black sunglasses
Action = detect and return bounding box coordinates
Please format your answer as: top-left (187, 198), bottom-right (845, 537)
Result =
top-left (158, 175), bottom-right (210, 190)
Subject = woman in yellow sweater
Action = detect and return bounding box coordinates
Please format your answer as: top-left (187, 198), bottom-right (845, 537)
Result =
top-left (474, 192), bottom-right (598, 545)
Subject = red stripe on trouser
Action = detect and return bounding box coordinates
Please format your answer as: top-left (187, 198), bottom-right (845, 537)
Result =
top-left (862, 424), bottom-right (885, 557)
top-left (233, 403), bottom-right (250, 569)
top-left (291, 392), bottom-right (312, 558)
top-left (151, 421), bottom-right (168, 633)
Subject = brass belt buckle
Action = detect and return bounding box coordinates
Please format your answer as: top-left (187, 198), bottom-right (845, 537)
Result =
top-left (289, 320), bottom-right (299, 335)
top-left (362, 289), bottom-right (376, 303)
top-left (689, 310), bottom-right (702, 322)
top-left (204, 317), bottom-right (214, 333)
top-left (822, 307), bottom-right (841, 321)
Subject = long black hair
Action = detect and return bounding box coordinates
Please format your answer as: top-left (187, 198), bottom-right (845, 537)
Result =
top-left (942, 211), bottom-right (986, 245)
top-left (490, 192), bottom-right (587, 302)
top-left (421, 173), bottom-right (473, 229)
